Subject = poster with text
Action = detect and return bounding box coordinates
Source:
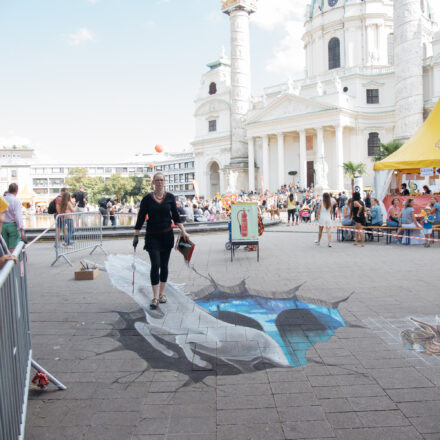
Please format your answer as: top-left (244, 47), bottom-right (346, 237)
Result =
top-left (231, 203), bottom-right (259, 241)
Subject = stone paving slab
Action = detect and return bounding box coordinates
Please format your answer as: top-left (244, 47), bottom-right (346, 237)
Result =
top-left (24, 227), bottom-right (440, 439)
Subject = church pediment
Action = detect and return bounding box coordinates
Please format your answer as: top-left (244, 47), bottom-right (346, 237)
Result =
top-left (247, 94), bottom-right (336, 124)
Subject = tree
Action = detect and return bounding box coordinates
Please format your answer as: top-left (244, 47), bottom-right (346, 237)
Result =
top-left (343, 161), bottom-right (367, 193)
top-left (128, 176), bottom-right (152, 202)
top-left (65, 168), bottom-right (106, 204)
top-left (104, 174), bottom-right (135, 202)
top-left (65, 167), bottom-right (88, 191)
top-left (374, 140), bottom-right (403, 162)
top-left (288, 170), bottom-right (298, 184)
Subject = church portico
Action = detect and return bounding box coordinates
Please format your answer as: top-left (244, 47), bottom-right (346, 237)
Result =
top-left (192, 0), bottom-right (438, 197)
top-left (245, 119), bottom-right (349, 193)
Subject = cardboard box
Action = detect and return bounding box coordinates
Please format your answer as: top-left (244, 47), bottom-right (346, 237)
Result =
top-left (74, 268), bottom-right (99, 280)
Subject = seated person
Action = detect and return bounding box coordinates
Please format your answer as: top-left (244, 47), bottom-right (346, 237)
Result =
top-left (423, 185), bottom-right (432, 195)
top-left (366, 198), bottom-right (383, 241)
top-left (386, 198), bottom-right (401, 227)
top-left (341, 198), bottom-right (354, 226)
top-left (368, 198), bottom-right (383, 226)
top-left (401, 183), bottom-right (410, 196)
top-left (430, 196), bottom-right (440, 225)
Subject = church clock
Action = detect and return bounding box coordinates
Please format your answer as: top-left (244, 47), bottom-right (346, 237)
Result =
top-left (328, 0), bottom-right (338, 6)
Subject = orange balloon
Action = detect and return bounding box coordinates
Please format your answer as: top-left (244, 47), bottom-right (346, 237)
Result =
top-left (149, 163), bottom-right (154, 169)
top-left (154, 145), bottom-right (163, 153)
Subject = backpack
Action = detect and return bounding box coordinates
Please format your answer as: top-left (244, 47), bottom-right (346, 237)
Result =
top-left (48, 198), bottom-right (57, 215)
top-left (98, 197), bottom-right (108, 209)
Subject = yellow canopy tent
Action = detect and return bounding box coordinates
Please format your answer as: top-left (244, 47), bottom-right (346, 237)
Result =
top-left (374, 99), bottom-right (440, 170)
top-left (17, 184), bottom-right (38, 203)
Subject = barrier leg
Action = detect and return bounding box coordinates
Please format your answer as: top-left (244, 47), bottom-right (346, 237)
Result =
top-left (51, 254), bottom-right (72, 267)
top-left (31, 359), bottom-right (67, 390)
top-left (89, 244), bottom-right (108, 256)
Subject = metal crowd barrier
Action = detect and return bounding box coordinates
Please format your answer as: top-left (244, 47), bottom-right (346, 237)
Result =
top-left (51, 211), bottom-right (107, 266)
top-left (0, 242), bottom-right (31, 440)
top-left (0, 240), bottom-right (66, 440)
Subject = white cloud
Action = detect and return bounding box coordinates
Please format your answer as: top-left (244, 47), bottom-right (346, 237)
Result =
top-left (252, 0), bottom-right (306, 78)
top-left (0, 134), bottom-right (33, 148)
top-left (87, 0), bottom-right (99, 3)
top-left (68, 28), bottom-right (94, 46)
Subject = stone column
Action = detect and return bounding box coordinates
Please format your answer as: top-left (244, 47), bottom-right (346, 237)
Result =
top-left (394, 0), bottom-right (423, 141)
top-left (277, 133), bottom-right (285, 189)
top-left (248, 136), bottom-right (255, 191)
top-left (314, 127), bottom-right (328, 190)
top-left (262, 134), bottom-right (269, 192)
top-left (335, 124), bottom-right (344, 190)
top-left (299, 129), bottom-right (307, 189)
top-left (222, 1), bottom-right (257, 165)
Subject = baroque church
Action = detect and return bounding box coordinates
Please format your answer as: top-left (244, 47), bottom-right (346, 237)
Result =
top-left (192, 0), bottom-right (440, 198)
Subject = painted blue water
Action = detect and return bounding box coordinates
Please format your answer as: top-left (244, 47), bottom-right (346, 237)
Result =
top-left (196, 295), bottom-right (346, 367)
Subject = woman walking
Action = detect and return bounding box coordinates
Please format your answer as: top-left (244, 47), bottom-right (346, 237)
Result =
top-left (133, 172), bottom-right (190, 309)
top-left (351, 192), bottom-right (366, 247)
top-left (315, 192), bottom-right (334, 247)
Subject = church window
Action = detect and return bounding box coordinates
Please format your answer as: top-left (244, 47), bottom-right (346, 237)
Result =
top-left (209, 82), bottom-right (217, 95)
top-left (366, 89), bottom-right (379, 104)
top-left (209, 120), bottom-right (217, 132)
top-left (328, 37), bottom-right (340, 70)
top-left (368, 132), bottom-right (380, 157)
top-left (387, 34), bottom-right (394, 65)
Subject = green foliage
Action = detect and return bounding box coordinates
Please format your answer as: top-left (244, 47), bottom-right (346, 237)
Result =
top-left (343, 161), bottom-right (367, 193)
top-left (65, 168), bottom-right (152, 204)
top-left (288, 170), bottom-right (298, 176)
top-left (374, 141), bottom-right (403, 162)
top-left (128, 176), bottom-right (152, 202)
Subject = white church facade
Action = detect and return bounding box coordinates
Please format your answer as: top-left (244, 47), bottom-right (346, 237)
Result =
top-left (192, 0), bottom-right (440, 198)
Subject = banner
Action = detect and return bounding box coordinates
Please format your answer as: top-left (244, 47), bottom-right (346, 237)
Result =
top-left (420, 167), bottom-right (434, 177)
top-left (231, 202), bottom-right (258, 241)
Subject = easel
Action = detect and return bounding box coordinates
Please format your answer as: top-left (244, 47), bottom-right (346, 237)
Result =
top-left (230, 240), bottom-right (259, 262)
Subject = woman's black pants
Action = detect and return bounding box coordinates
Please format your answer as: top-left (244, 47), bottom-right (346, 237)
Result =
top-left (147, 249), bottom-right (172, 286)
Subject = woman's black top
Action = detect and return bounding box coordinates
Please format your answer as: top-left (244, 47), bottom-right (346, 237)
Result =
top-left (352, 201), bottom-right (366, 224)
top-left (135, 193), bottom-right (181, 252)
top-left (135, 192), bottom-right (181, 232)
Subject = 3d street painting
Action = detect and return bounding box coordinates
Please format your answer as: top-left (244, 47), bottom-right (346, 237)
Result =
top-left (105, 255), bottom-right (352, 375)
top-left (401, 317), bottom-right (440, 356)
top-left (364, 316), bottom-right (440, 366)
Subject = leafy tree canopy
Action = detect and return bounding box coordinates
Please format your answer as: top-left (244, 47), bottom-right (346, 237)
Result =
top-left (374, 141), bottom-right (403, 162)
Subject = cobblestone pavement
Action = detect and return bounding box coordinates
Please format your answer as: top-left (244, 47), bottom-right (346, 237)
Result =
top-left (25, 225), bottom-right (440, 439)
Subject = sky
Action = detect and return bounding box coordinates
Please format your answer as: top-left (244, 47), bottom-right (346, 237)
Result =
top-left (0, 0), bottom-right (439, 164)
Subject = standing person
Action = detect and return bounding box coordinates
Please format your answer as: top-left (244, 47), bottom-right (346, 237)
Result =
top-left (175, 199), bottom-right (186, 223)
top-left (430, 196), bottom-right (440, 225)
top-left (339, 192), bottom-right (347, 219)
top-left (315, 192), bottom-right (334, 247)
top-left (286, 193), bottom-right (295, 226)
top-left (0, 196), bottom-right (18, 268)
top-left (72, 186), bottom-right (87, 212)
top-left (98, 197), bottom-right (110, 226)
top-left (59, 192), bottom-right (76, 247)
top-left (422, 207), bottom-right (434, 247)
top-left (2, 183), bottom-right (26, 252)
top-left (133, 172), bottom-right (190, 310)
top-left (401, 183), bottom-right (410, 196)
top-left (351, 192), bottom-right (366, 247)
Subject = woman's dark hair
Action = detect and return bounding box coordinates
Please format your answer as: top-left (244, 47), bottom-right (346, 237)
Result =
top-left (391, 197), bottom-right (400, 206)
top-left (404, 198), bottom-right (414, 209)
top-left (423, 185), bottom-right (431, 194)
top-left (352, 191), bottom-right (361, 201)
top-left (322, 192), bottom-right (331, 210)
top-left (289, 194), bottom-right (294, 201)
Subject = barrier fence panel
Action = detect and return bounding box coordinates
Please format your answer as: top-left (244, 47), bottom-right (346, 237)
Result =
top-left (51, 211), bottom-right (107, 266)
top-left (0, 242), bottom-right (31, 440)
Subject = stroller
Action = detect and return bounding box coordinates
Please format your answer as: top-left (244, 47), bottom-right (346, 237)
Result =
top-left (299, 208), bottom-right (311, 223)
